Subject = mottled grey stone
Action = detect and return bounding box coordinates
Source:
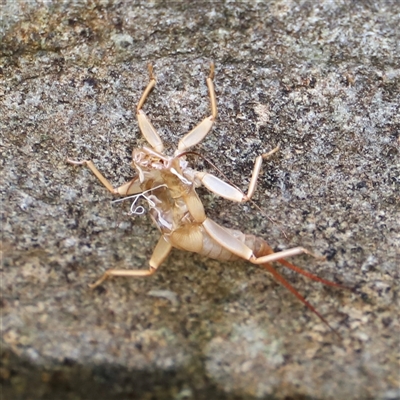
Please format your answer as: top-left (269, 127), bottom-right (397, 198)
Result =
top-left (1, 1), bottom-right (399, 399)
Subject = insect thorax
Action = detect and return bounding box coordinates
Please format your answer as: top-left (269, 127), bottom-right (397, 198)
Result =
top-left (130, 147), bottom-right (198, 234)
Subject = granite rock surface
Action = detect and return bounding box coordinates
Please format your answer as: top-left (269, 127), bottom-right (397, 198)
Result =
top-left (1, 1), bottom-right (399, 399)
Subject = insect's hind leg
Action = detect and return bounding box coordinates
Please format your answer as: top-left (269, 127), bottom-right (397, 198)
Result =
top-left (251, 238), bottom-right (345, 338)
top-left (202, 218), bottom-right (344, 336)
top-left (177, 63), bottom-right (218, 153)
top-left (137, 64), bottom-right (156, 111)
top-left (253, 239), bottom-right (346, 288)
top-left (207, 62), bottom-right (217, 119)
top-left (136, 64), bottom-right (164, 152)
top-left (260, 261), bottom-right (341, 337)
top-left (88, 235), bottom-right (172, 289)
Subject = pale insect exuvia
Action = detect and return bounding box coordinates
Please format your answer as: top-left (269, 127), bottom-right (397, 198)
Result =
top-left (67, 63), bottom-right (345, 335)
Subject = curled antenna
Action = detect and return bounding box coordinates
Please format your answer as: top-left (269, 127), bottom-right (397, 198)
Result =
top-left (112, 184), bottom-right (167, 216)
top-left (176, 150), bottom-right (287, 239)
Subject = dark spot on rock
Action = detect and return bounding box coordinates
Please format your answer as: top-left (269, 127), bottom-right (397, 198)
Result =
top-left (109, 70), bottom-right (119, 79)
top-left (83, 77), bottom-right (98, 88)
top-left (63, 358), bottom-right (75, 367)
top-left (119, 40), bottom-right (131, 49)
top-left (94, 285), bottom-right (107, 295)
top-left (356, 181), bottom-right (367, 189)
top-left (323, 248), bottom-right (337, 261)
top-left (113, 17), bottom-right (123, 31)
top-left (135, 342), bottom-right (143, 351)
top-left (361, 292), bottom-right (369, 301)
top-left (381, 317), bottom-right (392, 327)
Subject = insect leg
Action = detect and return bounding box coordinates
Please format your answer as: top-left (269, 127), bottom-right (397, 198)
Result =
top-left (137, 63), bottom-right (156, 111)
top-left (246, 145), bottom-right (280, 201)
top-left (207, 62), bottom-right (218, 119)
top-left (259, 262), bottom-right (340, 337)
top-left (203, 218), bottom-right (325, 264)
top-left (177, 63), bottom-right (217, 152)
top-left (66, 159), bottom-right (142, 195)
top-left (195, 145), bottom-right (280, 202)
top-left (136, 64), bottom-right (164, 152)
top-left (249, 247), bottom-right (326, 265)
top-left (88, 235), bottom-right (172, 288)
top-left (203, 219), bottom-right (344, 290)
top-left (258, 243), bottom-right (346, 288)
top-left (202, 218), bottom-right (341, 335)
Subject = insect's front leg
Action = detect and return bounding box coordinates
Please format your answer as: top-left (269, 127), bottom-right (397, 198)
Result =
top-left (89, 235), bottom-right (172, 289)
top-left (195, 145), bottom-right (280, 202)
top-left (66, 158), bottom-right (142, 195)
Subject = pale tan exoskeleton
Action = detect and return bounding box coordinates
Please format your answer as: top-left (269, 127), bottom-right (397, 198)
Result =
top-left (67, 64), bottom-right (345, 334)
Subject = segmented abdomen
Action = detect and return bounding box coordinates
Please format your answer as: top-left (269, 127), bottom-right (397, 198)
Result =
top-left (198, 226), bottom-right (273, 261)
